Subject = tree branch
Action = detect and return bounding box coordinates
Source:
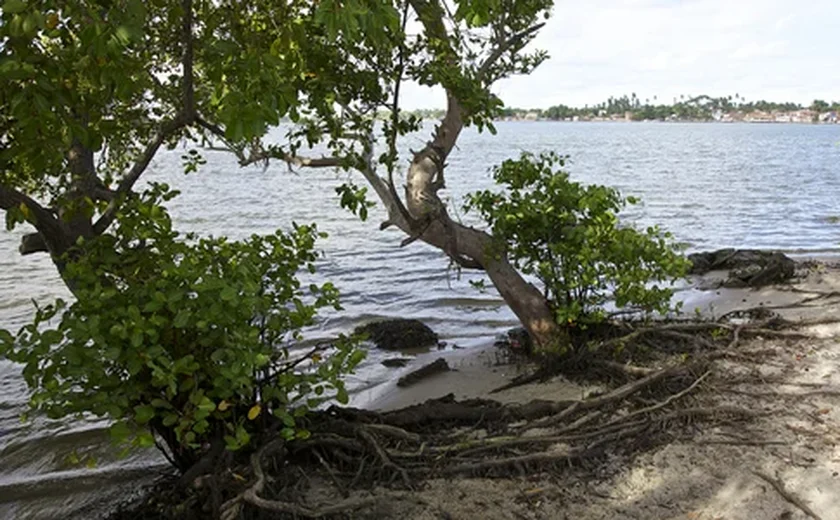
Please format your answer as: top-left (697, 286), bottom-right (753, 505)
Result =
top-left (92, 0), bottom-right (196, 235)
top-left (478, 23), bottom-right (545, 81)
top-left (384, 3), bottom-right (419, 232)
top-left (1, 183), bottom-right (68, 254)
top-left (182, 0), bottom-right (196, 122)
top-left (449, 253), bottom-right (483, 270)
top-left (196, 118), bottom-right (343, 169)
top-left (92, 119), bottom-right (183, 234)
top-left (20, 232), bottom-right (49, 255)
top-left (408, 0), bottom-right (463, 159)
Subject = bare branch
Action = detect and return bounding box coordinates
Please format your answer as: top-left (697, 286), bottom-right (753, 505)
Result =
top-left (0, 184), bottom-right (53, 220)
top-left (385, 3), bottom-right (419, 232)
top-left (92, 118), bottom-right (184, 235)
top-left (449, 253), bottom-right (483, 270)
top-left (478, 23), bottom-right (545, 81)
top-left (196, 117), bottom-right (343, 169)
top-left (407, 0), bottom-right (464, 160)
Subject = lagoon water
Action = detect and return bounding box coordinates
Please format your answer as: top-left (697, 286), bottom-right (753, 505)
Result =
top-left (1, 121), bottom-right (839, 518)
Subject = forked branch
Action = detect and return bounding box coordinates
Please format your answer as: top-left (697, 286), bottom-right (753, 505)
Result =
top-left (93, 0), bottom-right (197, 235)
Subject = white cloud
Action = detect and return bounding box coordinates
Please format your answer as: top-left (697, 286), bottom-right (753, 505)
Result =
top-left (401, 0), bottom-right (840, 109)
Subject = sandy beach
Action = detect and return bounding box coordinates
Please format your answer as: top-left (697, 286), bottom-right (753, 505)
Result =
top-left (345, 259), bottom-right (840, 520)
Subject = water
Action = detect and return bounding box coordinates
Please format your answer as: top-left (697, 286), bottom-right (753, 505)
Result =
top-left (1, 122), bottom-right (839, 518)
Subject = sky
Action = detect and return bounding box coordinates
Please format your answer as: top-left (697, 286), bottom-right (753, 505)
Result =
top-left (401, 0), bottom-right (840, 109)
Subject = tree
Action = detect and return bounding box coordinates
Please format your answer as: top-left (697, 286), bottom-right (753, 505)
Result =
top-left (811, 99), bottom-right (830, 113)
top-left (200, 0), bottom-right (563, 348)
top-left (2, 0), bottom-right (691, 355)
top-left (1, 0), bottom-right (391, 469)
top-left (0, 0), bottom-right (563, 468)
top-left (2, 0), bottom-right (691, 473)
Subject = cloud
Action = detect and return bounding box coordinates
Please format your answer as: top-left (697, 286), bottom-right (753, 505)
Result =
top-left (401, 0), bottom-right (840, 109)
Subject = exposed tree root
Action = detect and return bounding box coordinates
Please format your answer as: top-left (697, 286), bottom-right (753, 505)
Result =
top-left (751, 470), bottom-right (825, 520)
top-left (220, 371), bottom-right (745, 518)
top-left (220, 439), bottom-right (423, 520)
top-left (116, 316), bottom-right (824, 519)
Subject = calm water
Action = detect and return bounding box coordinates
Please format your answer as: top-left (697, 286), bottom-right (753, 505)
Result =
top-left (1, 122), bottom-right (839, 518)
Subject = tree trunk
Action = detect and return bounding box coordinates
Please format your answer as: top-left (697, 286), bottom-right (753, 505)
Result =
top-left (401, 213), bottom-right (561, 349)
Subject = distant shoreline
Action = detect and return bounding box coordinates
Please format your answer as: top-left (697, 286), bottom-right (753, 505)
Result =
top-left (492, 118), bottom-right (839, 124)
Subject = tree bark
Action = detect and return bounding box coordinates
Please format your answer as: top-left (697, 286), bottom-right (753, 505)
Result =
top-left (349, 0), bottom-right (565, 349)
top-left (424, 220), bottom-right (561, 348)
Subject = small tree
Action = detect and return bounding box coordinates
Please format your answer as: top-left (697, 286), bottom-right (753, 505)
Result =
top-left (466, 152), bottom-right (689, 343)
top-left (0, 185), bottom-right (363, 471)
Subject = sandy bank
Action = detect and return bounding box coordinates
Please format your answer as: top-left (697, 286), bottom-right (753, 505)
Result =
top-left (348, 259), bottom-right (840, 520)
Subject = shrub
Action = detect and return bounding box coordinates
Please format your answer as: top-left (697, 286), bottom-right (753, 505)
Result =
top-left (466, 152), bottom-right (689, 335)
top-left (0, 184), bottom-right (364, 471)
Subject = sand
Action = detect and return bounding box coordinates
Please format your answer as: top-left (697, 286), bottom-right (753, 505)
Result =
top-left (350, 261), bottom-right (840, 520)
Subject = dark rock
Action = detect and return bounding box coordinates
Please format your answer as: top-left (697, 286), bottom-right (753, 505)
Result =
top-left (381, 358), bottom-right (412, 368)
top-left (396, 358), bottom-right (450, 387)
top-left (355, 319), bottom-right (438, 350)
top-left (687, 249), bottom-right (795, 288)
top-left (493, 327), bottom-right (533, 353)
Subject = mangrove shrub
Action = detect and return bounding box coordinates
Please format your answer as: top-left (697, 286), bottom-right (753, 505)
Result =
top-left (0, 185), bottom-right (363, 471)
top-left (466, 152), bottom-right (690, 333)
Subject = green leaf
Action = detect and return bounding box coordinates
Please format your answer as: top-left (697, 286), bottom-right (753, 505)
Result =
top-left (2, 0), bottom-right (27, 14)
top-left (197, 397), bottom-right (216, 413)
top-left (173, 311), bottom-right (190, 328)
top-left (336, 386), bottom-right (349, 405)
top-left (136, 431), bottom-right (156, 448)
top-left (134, 404), bottom-right (156, 425)
top-left (220, 286), bottom-right (237, 301)
top-left (109, 421), bottom-right (132, 443)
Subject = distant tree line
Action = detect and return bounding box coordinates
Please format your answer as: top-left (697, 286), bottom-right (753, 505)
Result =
top-left (403, 95), bottom-right (840, 122)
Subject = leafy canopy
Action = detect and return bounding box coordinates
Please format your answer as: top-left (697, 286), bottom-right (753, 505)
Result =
top-left (0, 0), bottom-right (555, 469)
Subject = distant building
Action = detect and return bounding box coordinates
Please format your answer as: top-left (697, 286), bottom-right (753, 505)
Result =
top-left (774, 111), bottom-right (791, 123)
top-left (744, 111), bottom-right (774, 123)
top-left (820, 111), bottom-right (838, 123)
top-left (790, 109), bottom-right (817, 123)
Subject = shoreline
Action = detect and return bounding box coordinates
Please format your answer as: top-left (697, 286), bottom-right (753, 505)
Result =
top-left (358, 256), bottom-right (840, 414)
top-left (5, 256), bottom-right (840, 519)
top-left (347, 256), bottom-right (840, 519)
top-left (493, 119), bottom-right (840, 125)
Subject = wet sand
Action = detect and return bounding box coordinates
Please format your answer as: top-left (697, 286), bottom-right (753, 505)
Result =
top-left (360, 259), bottom-right (840, 412)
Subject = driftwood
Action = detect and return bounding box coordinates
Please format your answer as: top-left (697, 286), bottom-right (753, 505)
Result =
top-left (397, 357), bottom-right (450, 387)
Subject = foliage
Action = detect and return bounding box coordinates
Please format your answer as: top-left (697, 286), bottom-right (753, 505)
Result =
top-left (336, 182), bottom-right (376, 221)
top-left (0, 185), bottom-right (364, 470)
top-left (0, 0), bottom-right (557, 471)
top-left (466, 152), bottom-right (690, 329)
